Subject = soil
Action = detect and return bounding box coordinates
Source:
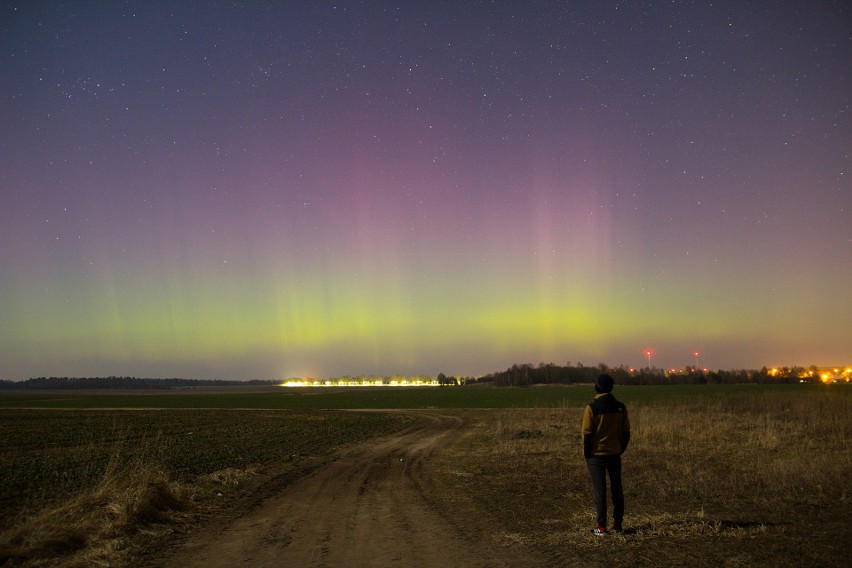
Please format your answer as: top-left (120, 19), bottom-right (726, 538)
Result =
top-left (148, 411), bottom-right (542, 567)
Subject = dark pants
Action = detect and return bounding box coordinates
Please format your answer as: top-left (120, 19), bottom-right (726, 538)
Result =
top-left (586, 455), bottom-right (623, 527)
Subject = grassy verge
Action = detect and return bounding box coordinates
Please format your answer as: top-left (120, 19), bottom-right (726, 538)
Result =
top-left (432, 388), bottom-right (852, 566)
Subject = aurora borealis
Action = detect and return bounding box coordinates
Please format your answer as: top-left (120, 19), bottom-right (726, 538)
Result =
top-left (1, 1), bottom-right (849, 380)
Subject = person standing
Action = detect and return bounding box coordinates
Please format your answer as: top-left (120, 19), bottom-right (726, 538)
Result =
top-left (581, 373), bottom-right (631, 535)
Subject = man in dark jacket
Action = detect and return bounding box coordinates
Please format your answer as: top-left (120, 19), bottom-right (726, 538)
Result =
top-left (581, 373), bottom-right (631, 535)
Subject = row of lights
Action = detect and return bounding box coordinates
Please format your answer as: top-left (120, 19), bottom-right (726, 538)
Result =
top-left (281, 379), bottom-right (441, 387)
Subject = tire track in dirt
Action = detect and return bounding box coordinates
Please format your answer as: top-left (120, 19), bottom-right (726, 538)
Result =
top-left (157, 411), bottom-right (540, 567)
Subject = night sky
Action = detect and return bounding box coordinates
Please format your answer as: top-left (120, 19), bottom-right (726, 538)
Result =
top-left (1, 1), bottom-right (849, 380)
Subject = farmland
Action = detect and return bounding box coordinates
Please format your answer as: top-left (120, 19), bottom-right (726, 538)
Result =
top-left (0, 408), bottom-right (411, 526)
top-left (0, 382), bottom-right (823, 410)
top-left (1, 384), bottom-right (850, 566)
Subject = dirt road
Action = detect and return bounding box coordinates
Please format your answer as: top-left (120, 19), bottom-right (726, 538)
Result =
top-left (158, 411), bottom-right (540, 567)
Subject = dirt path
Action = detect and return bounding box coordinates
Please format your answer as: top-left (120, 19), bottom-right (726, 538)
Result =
top-left (157, 411), bottom-right (540, 567)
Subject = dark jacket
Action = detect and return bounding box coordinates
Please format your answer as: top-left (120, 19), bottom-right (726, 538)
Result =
top-left (581, 393), bottom-right (631, 458)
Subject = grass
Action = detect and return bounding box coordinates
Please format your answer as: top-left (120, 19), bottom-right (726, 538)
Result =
top-left (1, 383), bottom-right (844, 410)
top-left (432, 387), bottom-right (852, 566)
top-left (1, 460), bottom-right (187, 568)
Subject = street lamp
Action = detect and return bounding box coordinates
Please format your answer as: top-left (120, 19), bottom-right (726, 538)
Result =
top-left (645, 349), bottom-right (652, 370)
top-left (693, 351), bottom-right (699, 372)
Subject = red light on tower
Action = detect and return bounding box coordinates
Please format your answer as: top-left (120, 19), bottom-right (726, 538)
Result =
top-left (644, 349), bottom-right (652, 369)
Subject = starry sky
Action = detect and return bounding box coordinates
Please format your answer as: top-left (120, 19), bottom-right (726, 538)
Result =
top-left (1, 1), bottom-right (849, 381)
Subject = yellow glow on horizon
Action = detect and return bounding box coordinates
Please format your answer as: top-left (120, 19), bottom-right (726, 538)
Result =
top-left (279, 379), bottom-right (440, 387)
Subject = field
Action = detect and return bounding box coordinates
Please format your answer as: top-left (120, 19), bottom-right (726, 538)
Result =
top-left (1, 384), bottom-right (850, 566)
top-left (437, 386), bottom-right (852, 566)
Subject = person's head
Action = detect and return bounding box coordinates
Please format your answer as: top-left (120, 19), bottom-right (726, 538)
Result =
top-left (595, 373), bottom-right (614, 394)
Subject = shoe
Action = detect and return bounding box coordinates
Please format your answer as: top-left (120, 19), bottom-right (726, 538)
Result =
top-left (590, 526), bottom-right (607, 536)
top-left (611, 523), bottom-right (623, 533)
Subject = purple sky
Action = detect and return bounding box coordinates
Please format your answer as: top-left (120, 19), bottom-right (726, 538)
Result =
top-left (1, 1), bottom-right (849, 380)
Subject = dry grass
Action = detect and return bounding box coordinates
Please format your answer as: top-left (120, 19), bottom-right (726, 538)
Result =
top-left (0, 455), bottom-right (276, 567)
top-left (435, 390), bottom-right (852, 566)
top-left (0, 459), bottom-right (189, 567)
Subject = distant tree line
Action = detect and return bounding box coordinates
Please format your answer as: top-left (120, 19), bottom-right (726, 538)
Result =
top-left (479, 363), bottom-right (829, 387)
top-left (0, 377), bottom-right (280, 390)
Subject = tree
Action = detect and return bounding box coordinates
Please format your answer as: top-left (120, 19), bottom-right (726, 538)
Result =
top-left (437, 373), bottom-right (453, 387)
